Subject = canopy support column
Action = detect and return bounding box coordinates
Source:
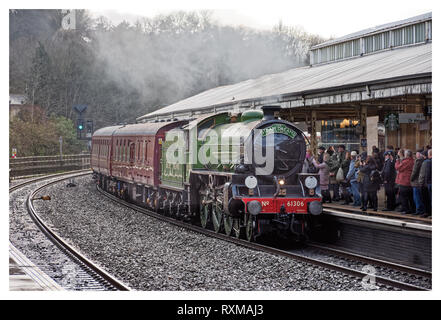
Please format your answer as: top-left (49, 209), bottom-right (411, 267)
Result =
top-left (310, 110), bottom-right (318, 156)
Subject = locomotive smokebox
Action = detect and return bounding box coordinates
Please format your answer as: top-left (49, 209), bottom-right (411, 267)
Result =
top-left (261, 105), bottom-right (281, 120)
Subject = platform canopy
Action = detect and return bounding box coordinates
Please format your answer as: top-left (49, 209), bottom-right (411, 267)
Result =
top-left (137, 42), bottom-right (431, 123)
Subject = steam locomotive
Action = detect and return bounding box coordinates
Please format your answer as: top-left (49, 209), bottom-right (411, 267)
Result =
top-left (91, 105), bottom-right (322, 241)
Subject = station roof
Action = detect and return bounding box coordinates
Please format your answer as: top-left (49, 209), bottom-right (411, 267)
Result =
top-left (137, 42), bottom-right (431, 122)
top-left (311, 12), bottom-right (431, 50)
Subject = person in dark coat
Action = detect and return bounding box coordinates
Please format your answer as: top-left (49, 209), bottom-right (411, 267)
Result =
top-left (382, 151), bottom-right (396, 211)
top-left (359, 156), bottom-right (379, 211)
top-left (418, 149), bottom-right (432, 217)
top-left (317, 146), bottom-right (326, 164)
top-left (340, 151), bottom-right (353, 204)
top-left (372, 151), bottom-right (383, 171)
top-left (410, 150), bottom-right (425, 215)
top-left (328, 145), bottom-right (349, 202)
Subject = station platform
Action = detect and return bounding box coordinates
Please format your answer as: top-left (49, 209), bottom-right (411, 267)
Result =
top-left (324, 202), bottom-right (431, 227)
top-left (323, 185), bottom-right (431, 226)
top-left (319, 202), bottom-right (431, 270)
top-left (9, 243), bottom-right (63, 291)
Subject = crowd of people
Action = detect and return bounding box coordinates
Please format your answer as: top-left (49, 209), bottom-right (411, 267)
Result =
top-left (304, 144), bottom-right (432, 217)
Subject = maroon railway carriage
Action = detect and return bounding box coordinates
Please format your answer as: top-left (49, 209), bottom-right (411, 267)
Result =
top-left (91, 121), bottom-right (186, 199)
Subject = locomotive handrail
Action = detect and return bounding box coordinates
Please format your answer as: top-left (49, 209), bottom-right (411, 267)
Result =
top-left (273, 176), bottom-right (280, 198)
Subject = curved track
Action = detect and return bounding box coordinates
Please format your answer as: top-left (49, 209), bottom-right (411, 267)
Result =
top-left (96, 186), bottom-right (431, 291)
top-left (10, 171), bottom-right (131, 291)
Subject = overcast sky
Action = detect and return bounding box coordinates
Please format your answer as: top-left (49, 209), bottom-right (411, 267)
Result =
top-left (88, 0), bottom-right (433, 39)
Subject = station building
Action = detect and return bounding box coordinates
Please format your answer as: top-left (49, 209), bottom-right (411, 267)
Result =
top-left (137, 12), bottom-right (432, 154)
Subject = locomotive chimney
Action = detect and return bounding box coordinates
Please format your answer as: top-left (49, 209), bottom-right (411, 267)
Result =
top-left (261, 105), bottom-right (281, 120)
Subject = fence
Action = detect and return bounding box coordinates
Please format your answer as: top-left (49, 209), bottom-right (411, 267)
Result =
top-left (9, 154), bottom-right (91, 178)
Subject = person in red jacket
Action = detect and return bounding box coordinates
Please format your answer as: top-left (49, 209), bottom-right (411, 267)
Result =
top-left (395, 149), bottom-right (415, 214)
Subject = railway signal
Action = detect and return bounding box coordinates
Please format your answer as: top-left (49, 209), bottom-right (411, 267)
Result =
top-left (77, 119), bottom-right (84, 131)
top-left (77, 119), bottom-right (84, 139)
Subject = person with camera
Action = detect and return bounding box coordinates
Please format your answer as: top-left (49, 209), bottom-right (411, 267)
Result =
top-left (313, 153), bottom-right (332, 203)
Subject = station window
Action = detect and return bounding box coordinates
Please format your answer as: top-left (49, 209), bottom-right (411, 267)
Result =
top-left (320, 47), bottom-right (328, 63)
top-left (415, 22), bottom-right (425, 43)
top-left (336, 43), bottom-right (344, 60)
top-left (392, 28), bottom-right (403, 46)
top-left (353, 39), bottom-right (360, 56)
top-left (313, 50), bottom-right (319, 64)
top-left (383, 31), bottom-right (390, 48)
top-left (364, 36), bottom-right (374, 53)
top-left (403, 25), bottom-right (414, 45)
top-left (344, 41), bottom-right (352, 58)
top-left (373, 34), bottom-right (383, 51)
top-left (329, 45), bottom-right (335, 61)
top-left (321, 119), bottom-right (360, 146)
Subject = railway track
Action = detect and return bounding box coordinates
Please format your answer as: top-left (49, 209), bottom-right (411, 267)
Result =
top-left (97, 186), bottom-right (431, 291)
top-left (10, 171), bottom-right (131, 291)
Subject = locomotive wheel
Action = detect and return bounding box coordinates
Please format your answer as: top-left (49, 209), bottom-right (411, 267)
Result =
top-left (224, 215), bottom-right (233, 236)
top-left (232, 218), bottom-right (243, 239)
top-left (169, 202), bottom-right (175, 217)
top-left (212, 204), bottom-right (223, 233)
top-left (200, 196), bottom-right (211, 229)
top-left (245, 214), bottom-right (257, 242)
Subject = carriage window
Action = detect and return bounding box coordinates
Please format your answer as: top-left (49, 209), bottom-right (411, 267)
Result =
top-left (145, 140), bottom-right (149, 162)
top-left (115, 141), bottom-right (117, 160)
top-left (123, 140), bottom-right (127, 161)
top-left (123, 140), bottom-right (125, 161)
top-left (118, 140), bottom-right (121, 161)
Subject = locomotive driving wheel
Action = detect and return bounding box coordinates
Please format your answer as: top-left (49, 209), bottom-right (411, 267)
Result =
top-left (223, 214), bottom-right (233, 236)
top-left (232, 218), bottom-right (243, 239)
top-left (200, 193), bottom-right (211, 229)
top-left (212, 201), bottom-right (223, 233)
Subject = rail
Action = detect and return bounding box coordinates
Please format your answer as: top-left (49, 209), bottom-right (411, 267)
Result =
top-left (10, 170), bottom-right (131, 291)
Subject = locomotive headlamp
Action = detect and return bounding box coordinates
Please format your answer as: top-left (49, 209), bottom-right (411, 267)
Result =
top-left (245, 175), bottom-right (258, 189)
top-left (308, 201), bottom-right (322, 216)
top-left (247, 200), bottom-right (262, 215)
top-left (304, 176), bottom-right (317, 189)
top-left (278, 178), bottom-right (285, 186)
